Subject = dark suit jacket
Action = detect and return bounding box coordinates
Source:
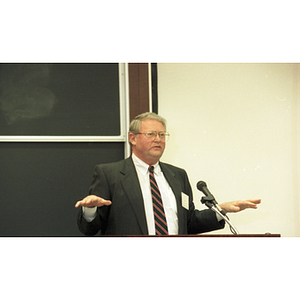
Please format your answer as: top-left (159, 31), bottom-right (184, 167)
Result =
top-left (77, 157), bottom-right (225, 236)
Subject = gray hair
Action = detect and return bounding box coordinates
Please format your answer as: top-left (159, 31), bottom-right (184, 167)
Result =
top-left (128, 112), bottom-right (167, 135)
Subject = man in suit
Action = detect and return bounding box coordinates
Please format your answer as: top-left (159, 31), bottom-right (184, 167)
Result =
top-left (75, 112), bottom-right (260, 236)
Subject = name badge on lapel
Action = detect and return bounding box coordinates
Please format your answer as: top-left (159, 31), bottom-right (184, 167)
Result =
top-left (181, 192), bottom-right (189, 210)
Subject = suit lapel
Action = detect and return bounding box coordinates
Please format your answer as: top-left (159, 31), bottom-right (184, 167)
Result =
top-left (119, 158), bottom-right (148, 235)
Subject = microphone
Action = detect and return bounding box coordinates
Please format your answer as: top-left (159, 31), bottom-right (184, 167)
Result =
top-left (197, 181), bottom-right (215, 200)
top-left (197, 181), bottom-right (226, 216)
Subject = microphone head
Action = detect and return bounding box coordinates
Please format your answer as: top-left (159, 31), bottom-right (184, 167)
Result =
top-left (196, 181), bottom-right (207, 191)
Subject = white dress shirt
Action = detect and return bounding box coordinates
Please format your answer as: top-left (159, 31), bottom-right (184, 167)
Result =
top-left (132, 154), bottom-right (178, 235)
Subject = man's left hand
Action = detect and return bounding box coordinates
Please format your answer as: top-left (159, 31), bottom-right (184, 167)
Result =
top-left (219, 199), bottom-right (261, 214)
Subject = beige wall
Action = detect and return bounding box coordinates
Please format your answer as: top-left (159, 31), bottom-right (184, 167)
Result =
top-left (157, 63), bottom-right (300, 237)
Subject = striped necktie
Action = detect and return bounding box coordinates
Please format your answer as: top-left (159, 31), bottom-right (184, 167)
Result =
top-left (148, 165), bottom-right (169, 235)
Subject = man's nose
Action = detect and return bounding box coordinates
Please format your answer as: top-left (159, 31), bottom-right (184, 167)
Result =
top-left (153, 133), bottom-right (162, 141)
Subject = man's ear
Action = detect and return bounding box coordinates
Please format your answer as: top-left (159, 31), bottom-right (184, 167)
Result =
top-left (128, 133), bottom-right (137, 146)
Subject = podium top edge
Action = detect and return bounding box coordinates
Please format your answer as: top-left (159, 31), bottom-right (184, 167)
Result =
top-left (97, 234), bottom-right (281, 238)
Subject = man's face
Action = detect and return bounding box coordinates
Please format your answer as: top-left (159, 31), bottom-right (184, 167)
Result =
top-left (130, 119), bottom-right (166, 165)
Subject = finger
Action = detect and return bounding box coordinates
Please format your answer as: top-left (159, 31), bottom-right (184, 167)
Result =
top-left (245, 199), bottom-right (261, 204)
top-left (243, 201), bottom-right (260, 209)
top-left (253, 199), bottom-right (261, 204)
top-left (75, 199), bottom-right (88, 208)
top-left (75, 197), bottom-right (111, 208)
top-left (75, 195), bottom-right (95, 207)
top-left (75, 200), bottom-right (93, 208)
top-left (247, 204), bottom-right (258, 209)
top-left (237, 199), bottom-right (261, 207)
top-left (99, 199), bottom-right (112, 206)
top-left (247, 199), bottom-right (261, 206)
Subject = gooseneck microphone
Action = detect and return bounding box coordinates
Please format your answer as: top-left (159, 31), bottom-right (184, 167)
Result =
top-left (196, 180), bottom-right (239, 234)
top-left (196, 181), bottom-right (226, 216)
top-left (197, 181), bottom-right (215, 200)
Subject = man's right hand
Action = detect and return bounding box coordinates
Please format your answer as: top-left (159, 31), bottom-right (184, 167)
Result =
top-left (75, 195), bottom-right (112, 208)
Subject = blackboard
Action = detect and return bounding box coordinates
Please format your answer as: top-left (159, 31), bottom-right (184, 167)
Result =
top-left (0, 142), bottom-right (124, 236)
top-left (0, 63), bottom-right (120, 137)
top-left (0, 63), bottom-right (127, 236)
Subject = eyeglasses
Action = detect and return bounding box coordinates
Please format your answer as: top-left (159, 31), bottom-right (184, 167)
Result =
top-left (137, 131), bottom-right (170, 141)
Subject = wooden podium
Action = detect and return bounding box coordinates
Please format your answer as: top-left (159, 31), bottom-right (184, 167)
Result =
top-left (105, 233), bottom-right (280, 237)
top-left (172, 233), bottom-right (280, 237)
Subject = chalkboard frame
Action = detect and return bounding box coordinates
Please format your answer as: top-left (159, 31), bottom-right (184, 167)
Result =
top-left (0, 63), bottom-right (129, 143)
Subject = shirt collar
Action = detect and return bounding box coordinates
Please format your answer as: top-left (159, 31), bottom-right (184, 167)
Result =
top-left (132, 153), bottom-right (161, 175)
